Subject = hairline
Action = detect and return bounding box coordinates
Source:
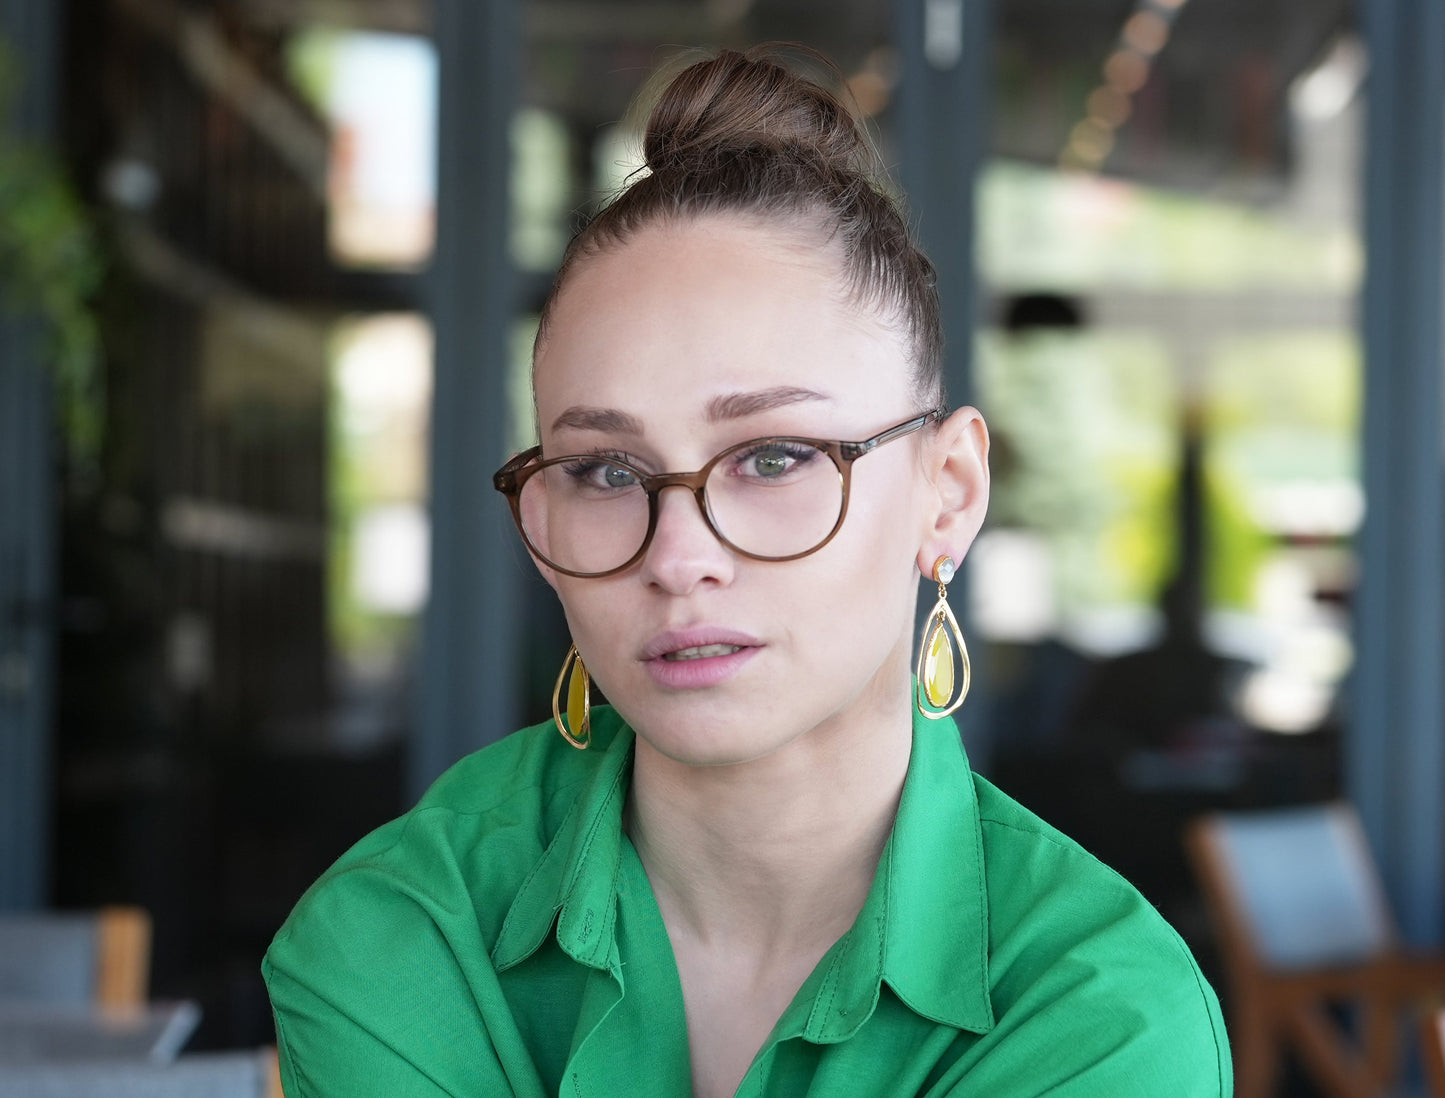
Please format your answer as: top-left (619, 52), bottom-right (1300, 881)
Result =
top-left (532, 207), bottom-right (938, 398)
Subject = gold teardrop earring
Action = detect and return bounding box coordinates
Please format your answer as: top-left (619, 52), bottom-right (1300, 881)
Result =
top-left (552, 643), bottom-right (592, 749)
top-left (916, 555), bottom-right (971, 719)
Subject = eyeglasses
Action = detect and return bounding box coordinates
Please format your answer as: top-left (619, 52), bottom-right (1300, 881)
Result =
top-left (493, 408), bottom-right (944, 578)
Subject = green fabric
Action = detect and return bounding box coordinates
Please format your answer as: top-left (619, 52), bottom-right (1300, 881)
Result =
top-left (264, 708), bottom-right (1232, 1097)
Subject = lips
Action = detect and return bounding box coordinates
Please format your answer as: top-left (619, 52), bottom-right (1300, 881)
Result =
top-left (663, 643), bottom-right (743, 662)
top-left (641, 628), bottom-right (763, 663)
top-left (642, 629), bottom-right (762, 689)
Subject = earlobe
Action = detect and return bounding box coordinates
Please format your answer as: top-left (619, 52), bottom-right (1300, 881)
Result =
top-left (917, 406), bottom-right (990, 573)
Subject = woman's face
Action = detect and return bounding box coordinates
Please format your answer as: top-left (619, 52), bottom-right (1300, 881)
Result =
top-left (532, 214), bottom-right (969, 766)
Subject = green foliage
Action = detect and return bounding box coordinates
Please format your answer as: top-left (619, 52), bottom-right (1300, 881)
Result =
top-left (978, 328), bottom-right (1181, 609)
top-left (1203, 462), bottom-right (1272, 610)
top-left (979, 161), bottom-right (1361, 294)
top-left (284, 27), bottom-right (341, 115)
top-left (0, 43), bottom-right (104, 469)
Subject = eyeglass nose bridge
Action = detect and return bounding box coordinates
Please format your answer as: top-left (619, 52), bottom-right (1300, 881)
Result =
top-left (639, 467), bottom-right (722, 548)
top-left (642, 468), bottom-right (712, 493)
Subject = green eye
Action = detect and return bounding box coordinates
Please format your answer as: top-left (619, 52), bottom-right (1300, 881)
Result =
top-left (728, 442), bottom-right (819, 482)
top-left (559, 457), bottom-right (640, 492)
top-left (753, 451), bottom-right (790, 477)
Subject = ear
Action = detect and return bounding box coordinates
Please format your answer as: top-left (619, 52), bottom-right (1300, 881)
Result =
top-left (916, 406), bottom-right (990, 577)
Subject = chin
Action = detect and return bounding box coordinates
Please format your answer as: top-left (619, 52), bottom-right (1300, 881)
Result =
top-left (625, 702), bottom-right (801, 769)
top-left (680, 739), bottom-right (794, 769)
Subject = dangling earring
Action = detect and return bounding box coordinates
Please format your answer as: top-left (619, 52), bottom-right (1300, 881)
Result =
top-left (916, 556), bottom-right (970, 719)
top-left (552, 643), bottom-right (592, 749)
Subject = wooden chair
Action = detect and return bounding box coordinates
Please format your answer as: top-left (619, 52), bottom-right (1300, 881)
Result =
top-left (1186, 803), bottom-right (1445, 1098)
top-left (0, 906), bottom-right (152, 1009)
top-left (1424, 1008), bottom-right (1445, 1098)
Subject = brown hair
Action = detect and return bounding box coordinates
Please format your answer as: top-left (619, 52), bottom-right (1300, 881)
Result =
top-left (536, 44), bottom-right (944, 403)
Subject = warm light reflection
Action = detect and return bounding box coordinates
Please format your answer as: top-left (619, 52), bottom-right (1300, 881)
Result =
top-left (1103, 49), bottom-right (1151, 95)
top-left (1061, 0), bottom-right (1193, 172)
top-left (1123, 11), bottom-right (1170, 56)
top-left (847, 70), bottom-right (892, 117)
top-left (1087, 86), bottom-right (1133, 128)
top-left (1069, 120), bottom-right (1116, 163)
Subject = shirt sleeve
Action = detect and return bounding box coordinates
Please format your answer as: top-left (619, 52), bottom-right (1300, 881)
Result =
top-left (936, 955), bottom-right (1233, 1097)
top-left (263, 864), bottom-right (530, 1098)
top-left (941, 811), bottom-right (1234, 1097)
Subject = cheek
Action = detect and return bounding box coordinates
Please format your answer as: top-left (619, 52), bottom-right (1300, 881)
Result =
top-left (842, 455), bottom-right (933, 565)
top-left (553, 582), bottom-right (629, 685)
top-left (802, 486), bottom-right (928, 646)
top-left (555, 582), bottom-right (600, 638)
top-left (843, 470), bottom-right (934, 619)
top-left (518, 482), bottom-right (551, 556)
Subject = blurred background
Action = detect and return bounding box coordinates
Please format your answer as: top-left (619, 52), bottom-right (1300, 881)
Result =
top-left (0, 0), bottom-right (1440, 1092)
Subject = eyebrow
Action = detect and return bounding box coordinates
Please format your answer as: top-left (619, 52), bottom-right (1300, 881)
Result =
top-left (550, 386), bottom-right (829, 436)
top-left (705, 386), bottom-right (830, 422)
top-left (549, 406), bottom-right (646, 434)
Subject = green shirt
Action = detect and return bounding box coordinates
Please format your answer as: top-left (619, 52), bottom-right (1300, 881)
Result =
top-left (264, 707), bottom-right (1231, 1097)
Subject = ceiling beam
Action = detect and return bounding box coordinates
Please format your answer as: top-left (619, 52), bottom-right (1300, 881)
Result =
top-left (112, 0), bottom-right (330, 195)
top-left (228, 0), bottom-right (749, 41)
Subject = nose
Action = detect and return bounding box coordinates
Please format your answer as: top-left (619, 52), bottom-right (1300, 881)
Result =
top-left (638, 484), bottom-right (735, 595)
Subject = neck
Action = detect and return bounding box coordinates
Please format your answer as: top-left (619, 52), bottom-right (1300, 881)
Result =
top-left (625, 676), bottom-right (913, 960)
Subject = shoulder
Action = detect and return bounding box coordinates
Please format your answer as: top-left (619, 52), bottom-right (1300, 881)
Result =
top-left (973, 773), bottom-right (1170, 941)
top-left (265, 710), bottom-right (624, 974)
top-left (971, 775), bottom-right (1232, 1096)
top-left (262, 713), bottom-right (629, 1096)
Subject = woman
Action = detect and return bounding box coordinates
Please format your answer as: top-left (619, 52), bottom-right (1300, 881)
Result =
top-left (265, 45), bottom-right (1231, 1097)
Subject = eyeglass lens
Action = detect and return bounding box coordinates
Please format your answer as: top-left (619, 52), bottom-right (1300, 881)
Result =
top-left (516, 439), bottom-right (845, 575)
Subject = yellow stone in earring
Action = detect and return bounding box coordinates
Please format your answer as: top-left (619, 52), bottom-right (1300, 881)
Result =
top-left (553, 644), bottom-right (592, 749)
top-left (567, 658), bottom-right (588, 738)
top-left (916, 555), bottom-right (970, 719)
top-left (925, 617), bottom-right (954, 708)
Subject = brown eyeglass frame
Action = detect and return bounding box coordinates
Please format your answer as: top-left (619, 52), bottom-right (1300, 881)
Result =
top-left (492, 407), bottom-right (945, 578)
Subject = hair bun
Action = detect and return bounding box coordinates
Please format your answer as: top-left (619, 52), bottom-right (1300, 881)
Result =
top-left (540, 42), bottom-right (943, 406)
top-left (642, 46), bottom-right (875, 179)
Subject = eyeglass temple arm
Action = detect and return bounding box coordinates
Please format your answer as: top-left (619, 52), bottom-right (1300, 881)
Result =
top-left (493, 446), bottom-right (543, 492)
top-left (838, 407), bottom-right (946, 460)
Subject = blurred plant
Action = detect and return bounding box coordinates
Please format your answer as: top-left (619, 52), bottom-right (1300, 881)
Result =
top-left (0, 40), bottom-right (104, 472)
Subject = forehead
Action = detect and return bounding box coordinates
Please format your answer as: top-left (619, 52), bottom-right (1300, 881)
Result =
top-left (533, 216), bottom-right (911, 432)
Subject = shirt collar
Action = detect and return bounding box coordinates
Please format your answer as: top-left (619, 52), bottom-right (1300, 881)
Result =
top-left (491, 705), bottom-right (995, 1037)
top-left (491, 708), bottom-right (634, 974)
top-left (882, 708), bottom-right (995, 1033)
top-left (784, 709), bottom-right (996, 1043)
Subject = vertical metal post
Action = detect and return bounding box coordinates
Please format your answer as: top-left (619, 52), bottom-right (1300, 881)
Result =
top-left (894, 0), bottom-right (996, 767)
top-left (0, 0), bottom-right (62, 912)
top-left (1354, 0), bottom-right (1445, 946)
top-left (415, 0), bottom-right (522, 796)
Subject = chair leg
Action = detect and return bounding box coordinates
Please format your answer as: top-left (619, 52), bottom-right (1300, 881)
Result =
top-left (96, 906), bottom-right (151, 1009)
top-left (1361, 1000), bottom-right (1399, 1090)
top-left (1287, 1003), bottom-right (1383, 1098)
top-left (1232, 1006), bottom-right (1281, 1098)
top-left (266, 1047), bottom-right (285, 1098)
top-left (1422, 1011), bottom-right (1445, 1098)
